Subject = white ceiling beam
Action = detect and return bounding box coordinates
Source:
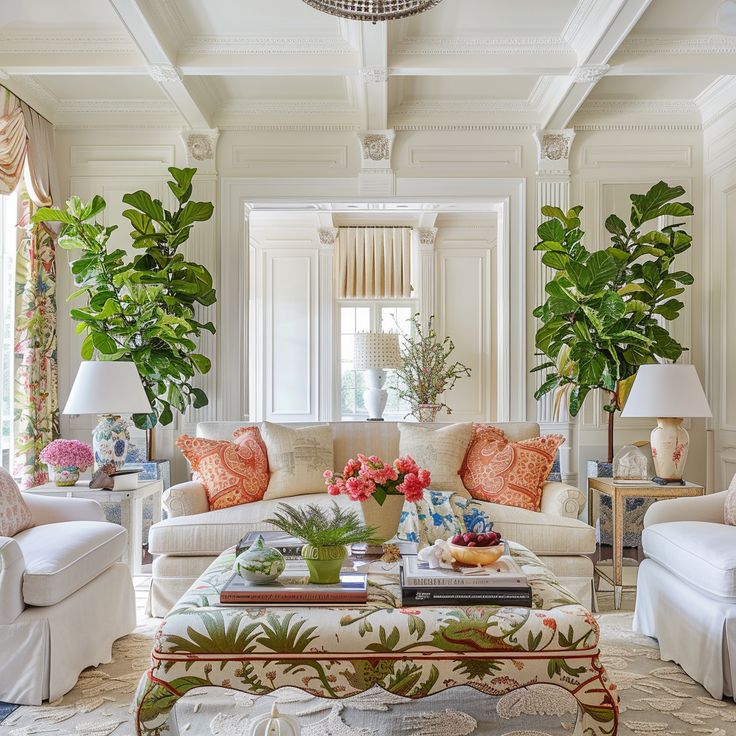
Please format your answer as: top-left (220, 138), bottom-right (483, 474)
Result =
top-left (540, 0), bottom-right (653, 130)
top-left (357, 22), bottom-right (389, 131)
top-left (108, 0), bottom-right (212, 128)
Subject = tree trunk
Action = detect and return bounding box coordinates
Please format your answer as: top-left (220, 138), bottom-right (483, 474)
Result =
top-left (607, 410), bottom-right (615, 464)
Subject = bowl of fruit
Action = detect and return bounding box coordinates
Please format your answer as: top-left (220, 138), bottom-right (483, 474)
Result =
top-left (448, 531), bottom-right (504, 566)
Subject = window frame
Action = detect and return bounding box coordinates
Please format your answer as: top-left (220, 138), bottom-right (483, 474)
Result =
top-left (335, 298), bottom-right (417, 422)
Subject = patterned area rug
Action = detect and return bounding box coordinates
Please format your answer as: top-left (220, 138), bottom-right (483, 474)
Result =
top-left (3, 612), bottom-right (736, 736)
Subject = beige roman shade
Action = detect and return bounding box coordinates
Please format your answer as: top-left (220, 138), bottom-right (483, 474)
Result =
top-left (337, 226), bottom-right (411, 298)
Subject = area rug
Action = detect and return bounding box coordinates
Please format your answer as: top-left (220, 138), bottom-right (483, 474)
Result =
top-left (3, 613), bottom-right (736, 736)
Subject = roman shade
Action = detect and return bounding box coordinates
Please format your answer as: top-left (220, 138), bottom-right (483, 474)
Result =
top-left (337, 226), bottom-right (411, 298)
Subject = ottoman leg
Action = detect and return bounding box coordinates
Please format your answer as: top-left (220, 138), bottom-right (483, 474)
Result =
top-left (133, 669), bottom-right (182, 736)
top-left (569, 656), bottom-right (619, 736)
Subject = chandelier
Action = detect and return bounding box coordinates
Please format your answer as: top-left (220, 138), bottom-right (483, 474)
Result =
top-left (301, 0), bottom-right (445, 22)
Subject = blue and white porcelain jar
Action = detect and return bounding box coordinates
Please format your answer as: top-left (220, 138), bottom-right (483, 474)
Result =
top-left (93, 414), bottom-right (130, 470)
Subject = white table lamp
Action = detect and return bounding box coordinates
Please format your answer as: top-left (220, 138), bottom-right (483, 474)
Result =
top-left (353, 332), bottom-right (403, 421)
top-left (64, 361), bottom-right (152, 470)
top-left (621, 363), bottom-right (711, 483)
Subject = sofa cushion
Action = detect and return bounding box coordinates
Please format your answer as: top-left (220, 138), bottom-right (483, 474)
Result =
top-left (149, 493), bottom-right (356, 556)
top-left (724, 472), bottom-right (736, 525)
top-left (261, 422), bottom-right (333, 500)
top-left (476, 500), bottom-right (596, 555)
top-left (0, 467), bottom-right (33, 537)
top-left (462, 426), bottom-right (565, 512)
top-left (176, 431), bottom-right (269, 510)
top-left (643, 521), bottom-right (736, 598)
top-left (398, 422), bottom-right (472, 495)
top-left (15, 521), bottom-right (127, 606)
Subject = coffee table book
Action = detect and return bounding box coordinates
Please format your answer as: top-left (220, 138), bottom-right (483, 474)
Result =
top-left (219, 571), bottom-right (368, 605)
top-left (402, 555), bottom-right (528, 587)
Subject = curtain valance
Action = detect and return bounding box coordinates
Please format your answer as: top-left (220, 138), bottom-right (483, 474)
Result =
top-left (337, 226), bottom-right (412, 299)
top-left (0, 86), bottom-right (55, 206)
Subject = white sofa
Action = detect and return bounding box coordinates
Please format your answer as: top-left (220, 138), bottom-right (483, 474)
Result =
top-left (148, 421), bottom-right (596, 616)
top-left (633, 489), bottom-right (736, 699)
top-left (0, 493), bottom-right (136, 705)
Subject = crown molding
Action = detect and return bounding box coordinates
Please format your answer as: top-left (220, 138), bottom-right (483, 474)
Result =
top-left (580, 98), bottom-right (699, 115)
top-left (394, 99), bottom-right (534, 116)
top-left (394, 35), bottom-right (571, 56)
top-left (696, 76), bottom-right (736, 128)
top-left (618, 34), bottom-right (736, 54)
top-left (55, 98), bottom-right (178, 114)
top-left (219, 123), bottom-right (358, 132)
top-left (181, 35), bottom-right (355, 55)
top-left (574, 122), bottom-right (702, 131)
top-left (393, 122), bottom-right (535, 131)
top-left (0, 33), bottom-right (136, 54)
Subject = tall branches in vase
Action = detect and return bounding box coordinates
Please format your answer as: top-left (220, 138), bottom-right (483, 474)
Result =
top-left (394, 314), bottom-right (471, 421)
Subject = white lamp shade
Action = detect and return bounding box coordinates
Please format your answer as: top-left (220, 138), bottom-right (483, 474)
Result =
top-left (353, 332), bottom-right (403, 370)
top-left (621, 363), bottom-right (712, 418)
top-left (63, 361), bottom-right (152, 415)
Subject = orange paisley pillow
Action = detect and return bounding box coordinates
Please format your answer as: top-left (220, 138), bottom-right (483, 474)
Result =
top-left (461, 424), bottom-right (564, 512)
top-left (176, 428), bottom-right (270, 510)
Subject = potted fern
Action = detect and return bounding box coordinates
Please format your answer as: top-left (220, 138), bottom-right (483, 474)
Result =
top-left (266, 503), bottom-right (380, 584)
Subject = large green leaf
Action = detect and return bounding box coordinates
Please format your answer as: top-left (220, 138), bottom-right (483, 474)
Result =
top-left (537, 218), bottom-right (564, 243)
top-left (122, 190), bottom-right (165, 222)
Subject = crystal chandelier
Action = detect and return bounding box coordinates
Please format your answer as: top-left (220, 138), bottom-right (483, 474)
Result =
top-left (301, 0), bottom-right (445, 22)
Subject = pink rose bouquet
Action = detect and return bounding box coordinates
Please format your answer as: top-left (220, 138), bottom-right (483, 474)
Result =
top-left (40, 439), bottom-right (94, 470)
top-left (323, 453), bottom-right (431, 505)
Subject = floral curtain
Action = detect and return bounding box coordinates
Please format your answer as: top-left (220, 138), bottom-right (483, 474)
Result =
top-left (14, 189), bottom-right (59, 488)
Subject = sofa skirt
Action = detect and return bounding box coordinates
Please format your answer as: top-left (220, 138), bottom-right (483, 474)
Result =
top-left (634, 558), bottom-right (736, 700)
top-left (0, 562), bottom-right (135, 705)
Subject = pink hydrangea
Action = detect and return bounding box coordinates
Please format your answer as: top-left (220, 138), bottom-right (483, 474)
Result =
top-left (397, 472), bottom-right (429, 503)
top-left (345, 475), bottom-right (376, 502)
top-left (40, 439), bottom-right (94, 470)
top-left (395, 455), bottom-right (420, 476)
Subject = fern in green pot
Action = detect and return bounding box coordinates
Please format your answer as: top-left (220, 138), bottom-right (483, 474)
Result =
top-left (33, 167), bottom-right (216, 430)
top-left (532, 181), bottom-right (695, 462)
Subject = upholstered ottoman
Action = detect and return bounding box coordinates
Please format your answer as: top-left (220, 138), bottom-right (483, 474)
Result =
top-left (135, 544), bottom-right (618, 735)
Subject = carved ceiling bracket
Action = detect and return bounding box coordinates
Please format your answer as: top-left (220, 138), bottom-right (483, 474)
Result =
top-left (318, 227), bottom-right (339, 248)
top-left (415, 227), bottom-right (438, 249)
top-left (570, 64), bottom-right (610, 84)
top-left (181, 128), bottom-right (220, 174)
top-left (356, 129), bottom-right (396, 196)
top-left (534, 128), bottom-right (576, 176)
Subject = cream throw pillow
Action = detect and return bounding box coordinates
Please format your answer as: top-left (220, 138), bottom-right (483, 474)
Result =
top-left (0, 467), bottom-right (33, 537)
top-left (261, 422), bottom-right (334, 500)
top-left (398, 423), bottom-right (473, 495)
top-left (724, 473), bottom-right (736, 525)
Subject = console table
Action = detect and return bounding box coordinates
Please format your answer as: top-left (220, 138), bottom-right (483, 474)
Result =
top-left (587, 476), bottom-right (704, 609)
top-left (23, 479), bottom-right (163, 575)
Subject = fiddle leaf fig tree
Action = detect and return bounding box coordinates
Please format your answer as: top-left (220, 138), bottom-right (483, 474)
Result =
top-left (532, 181), bottom-right (694, 462)
top-left (32, 167), bottom-right (216, 429)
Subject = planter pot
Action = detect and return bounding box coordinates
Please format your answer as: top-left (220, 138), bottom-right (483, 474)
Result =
top-left (361, 493), bottom-right (405, 543)
top-left (301, 544), bottom-right (347, 584)
top-left (49, 465), bottom-right (80, 487)
top-left (415, 403), bottom-right (441, 422)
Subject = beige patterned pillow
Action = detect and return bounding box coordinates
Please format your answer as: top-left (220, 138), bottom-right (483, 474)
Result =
top-left (724, 473), bottom-right (736, 525)
top-left (261, 422), bottom-right (334, 500)
top-left (398, 423), bottom-right (473, 495)
top-left (0, 467), bottom-right (33, 537)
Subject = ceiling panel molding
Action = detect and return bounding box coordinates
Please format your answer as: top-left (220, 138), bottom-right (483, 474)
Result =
top-left (0, 33), bottom-right (137, 54)
top-left (181, 36), bottom-right (355, 56)
top-left (697, 76), bottom-right (736, 128)
top-left (232, 144), bottom-right (349, 169)
top-left (407, 144), bottom-right (523, 168)
top-left (393, 35), bottom-right (571, 56)
top-left (619, 34), bottom-right (736, 54)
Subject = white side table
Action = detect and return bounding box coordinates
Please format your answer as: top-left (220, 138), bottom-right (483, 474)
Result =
top-left (23, 479), bottom-right (164, 575)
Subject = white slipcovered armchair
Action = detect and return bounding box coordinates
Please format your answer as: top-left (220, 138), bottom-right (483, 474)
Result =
top-left (0, 492), bottom-right (136, 705)
top-left (633, 488), bottom-right (736, 699)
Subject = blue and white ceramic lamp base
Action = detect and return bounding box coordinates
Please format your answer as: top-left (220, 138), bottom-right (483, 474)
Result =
top-left (92, 414), bottom-right (130, 470)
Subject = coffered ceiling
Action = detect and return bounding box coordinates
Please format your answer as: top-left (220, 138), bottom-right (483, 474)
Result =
top-left (0, 0), bottom-right (731, 130)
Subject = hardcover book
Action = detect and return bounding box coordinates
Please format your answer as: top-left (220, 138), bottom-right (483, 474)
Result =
top-left (400, 569), bottom-right (533, 608)
top-left (402, 554), bottom-right (528, 588)
top-left (219, 571), bottom-right (368, 605)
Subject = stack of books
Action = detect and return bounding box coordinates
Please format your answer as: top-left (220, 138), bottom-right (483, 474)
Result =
top-left (400, 555), bottom-right (533, 607)
top-left (220, 568), bottom-right (368, 605)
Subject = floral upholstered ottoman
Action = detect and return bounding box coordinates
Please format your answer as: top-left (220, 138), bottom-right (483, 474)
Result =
top-left (134, 544), bottom-right (618, 735)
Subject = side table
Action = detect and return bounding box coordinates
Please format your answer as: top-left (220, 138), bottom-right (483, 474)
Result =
top-left (587, 476), bottom-right (704, 609)
top-left (23, 479), bottom-right (164, 575)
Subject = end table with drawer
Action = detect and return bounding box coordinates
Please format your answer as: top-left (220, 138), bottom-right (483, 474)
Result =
top-left (22, 479), bottom-right (163, 575)
top-left (587, 476), bottom-right (704, 609)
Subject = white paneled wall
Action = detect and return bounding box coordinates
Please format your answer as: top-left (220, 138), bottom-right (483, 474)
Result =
top-left (52, 126), bottom-right (710, 487)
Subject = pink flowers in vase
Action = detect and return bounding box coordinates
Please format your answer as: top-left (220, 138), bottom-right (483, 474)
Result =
top-left (324, 454), bottom-right (431, 505)
top-left (40, 439), bottom-right (94, 471)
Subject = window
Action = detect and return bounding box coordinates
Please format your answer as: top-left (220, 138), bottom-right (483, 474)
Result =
top-left (0, 189), bottom-right (17, 470)
top-left (339, 301), bottom-right (415, 420)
